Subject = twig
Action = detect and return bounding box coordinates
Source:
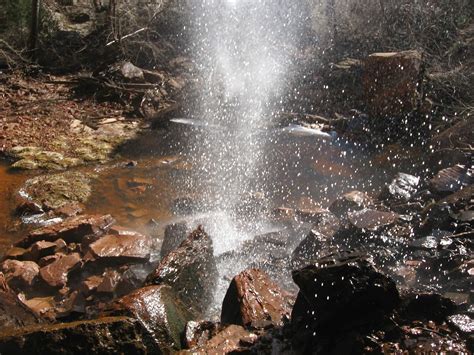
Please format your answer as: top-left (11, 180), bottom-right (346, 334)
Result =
top-left (106, 27), bottom-right (148, 47)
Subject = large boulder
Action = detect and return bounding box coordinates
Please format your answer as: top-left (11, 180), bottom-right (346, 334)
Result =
top-left (363, 50), bottom-right (423, 117)
top-left (0, 316), bottom-right (159, 354)
top-left (15, 215), bottom-right (115, 248)
top-left (145, 226), bottom-right (217, 315)
top-left (291, 253), bottom-right (400, 334)
top-left (107, 285), bottom-right (193, 352)
top-left (221, 269), bottom-right (292, 328)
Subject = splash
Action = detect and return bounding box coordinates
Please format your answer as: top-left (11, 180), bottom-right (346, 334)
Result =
top-left (185, 0), bottom-right (305, 233)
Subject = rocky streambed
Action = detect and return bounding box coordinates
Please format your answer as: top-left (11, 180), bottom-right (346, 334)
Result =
top-left (0, 156), bottom-right (472, 353)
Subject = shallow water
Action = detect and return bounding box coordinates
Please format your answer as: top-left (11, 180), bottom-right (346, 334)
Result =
top-left (0, 121), bottom-right (423, 255)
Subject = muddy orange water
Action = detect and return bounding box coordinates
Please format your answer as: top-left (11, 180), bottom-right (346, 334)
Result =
top-left (0, 124), bottom-right (428, 256)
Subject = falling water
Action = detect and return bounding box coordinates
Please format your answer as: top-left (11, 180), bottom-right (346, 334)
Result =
top-left (183, 0), bottom-right (307, 254)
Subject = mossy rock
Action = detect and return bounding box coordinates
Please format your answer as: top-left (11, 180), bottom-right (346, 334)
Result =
top-left (22, 171), bottom-right (94, 210)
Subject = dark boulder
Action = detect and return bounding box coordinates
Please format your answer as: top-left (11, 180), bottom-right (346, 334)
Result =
top-left (0, 316), bottom-right (159, 354)
top-left (160, 221), bottom-right (189, 259)
top-left (107, 285), bottom-right (192, 352)
top-left (291, 253), bottom-right (399, 333)
top-left (221, 269), bottom-right (292, 328)
top-left (291, 230), bottom-right (337, 269)
top-left (146, 226), bottom-right (217, 315)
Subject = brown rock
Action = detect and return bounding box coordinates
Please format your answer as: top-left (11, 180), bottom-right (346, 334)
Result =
top-left (0, 273), bottom-right (41, 329)
top-left (181, 325), bottom-right (257, 354)
top-left (54, 203), bottom-right (84, 218)
top-left (1, 259), bottom-right (40, 289)
top-left (429, 165), bottom-right (473, 195)
top-left (53, 238), bottom-right (68, 253)
top-left (80, 275), bottom-right (104, 295)
top-left (38, 254), bottom-right (61, 268)
top-left (221, 269), bottom-right (292, 328)
top-left (348, 209), bottom-right (400, 231)
top-left (2, 247), bottom-right (28, 261)
top-left (329, 190), bottom-right (373, 218)
top-left (89, 232), bottom-right (152, 263)
top-left (39, 253), bottom-right (81, 288)
top-left (22, 297), bottom-right (56, 320)
top-left (183, 320), bottom-right (219, 349)
top-left (96, 270), bottom-right (121, 294)
top-left (25, 241), bottom-right (57, 261)
top-left (16, 215), bottom-right (115, 248)
top-left (363, 50), bottom-right (423, 117)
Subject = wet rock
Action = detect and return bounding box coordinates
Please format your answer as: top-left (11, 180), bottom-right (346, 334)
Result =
top-left (21, 172), bottom-right (92, 210)
top-left (15, 201), bottom-right (44, 217)
top-left (221, 269), bottom-right (292, 328)
top-left (38, 254), bottom-right (61, 268)
top-left (380, 172), bottom-right (420, 203)
top-left (39, 253), bottom-right (81, 288)
top-left (119, 61), bottom-right (145, 82)
top-left (347, 208), bottom-right (399, 231)
top-left (160, 221), bottom-right (189, 259)
top-left (88, 232), bottom-right (152, 264)
top-left (272, 207), bottom-right (295, 221)
top-left (431, 115), bottom-right (474, 150)
top-left (183, 320), bottom-right (219, 349)
top-left (430, 165), bottom-right (473, 195)
top-left (107, 285), bottom-right (192, 352)
top-left (363, 50), bottom-right (422, 117)
top-left (291, 230), bottom-right (337, 269)
top-left (0, 273), bottom-right (41, 330)
top-left (399, 293), bottom-right (457, 323)
top-left (448, 314), bottom-right (474, 335)
top-left (80, 275), bottom-right (103, 296)
top-left (181, 325), bottom-right (258, 354)
top-left (329, 190), bottom-right (373, 218)
top-left (422, 185), bottom-right (474, 230)
top-left (54, 203), bottom-right (84, 218)
top-left (22, 296), bottom-right (56, 320)
top-left (146, 226), bottom-right (217, 314)
top-left (0, 316), bottom-right (159, 354)
top-left (1, 259), bottom-right (40, 289)
top-left (292, 253), bottom-right (400, 333)
top-left (2, 247), bottom-right (28, 261)
top-left (16, 214), bottom-right (115, 248)
top-left (96, 270), bottom-right (121, 294)
top-left (25, 241), bottom-right (57, 261)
